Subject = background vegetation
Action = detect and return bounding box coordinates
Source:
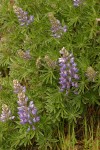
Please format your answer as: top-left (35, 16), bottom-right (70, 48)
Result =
top-left (0, 0), bottom-right (100, 149)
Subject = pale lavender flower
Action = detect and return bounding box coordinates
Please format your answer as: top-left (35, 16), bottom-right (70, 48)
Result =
top-left (27, 126), bottom-right (30, 132)
top-left (23, 50), bottom-right (31, 59)
top-left (48, 13), bottom-right (67, 38)
top-left (73, 0), bottom-right (83, 7)
top-left (59, 47), bottom-right (79, 95)
top-left (0, 104), bottom-right (15, 122)
top-left (32, 125), bottom-right (35, 130)
top-left (13, 5), bottom-right (34, 26)
top-left (33, 116), bottom-right (40, 123)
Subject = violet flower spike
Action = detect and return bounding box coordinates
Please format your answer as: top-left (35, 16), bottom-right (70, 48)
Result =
top-left (48, 13), bottom-right (67, 38)
top-left (59, 47), bottom-right (79, 95)
top-left (0, 104), bottom-right (15, 122)
top-left (13, 5), bottom-right (34, 26)
top-left (13, 80), bottom-right (40, 131)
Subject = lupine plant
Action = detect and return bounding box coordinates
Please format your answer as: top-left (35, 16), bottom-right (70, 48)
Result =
top-left (13, 5), bottom-right (34, 26)
top-left (0, 0), bottom-right (100, 150)
top-left (59, 47), bottom-right (79, 94)
top-left (0, 104), bottom-right (15, 122)
top-left (13, 79), bottom-right (40, 130)
top-left (48, 13), bottom-right (67, 38)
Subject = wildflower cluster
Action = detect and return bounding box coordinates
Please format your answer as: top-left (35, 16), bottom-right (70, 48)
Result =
top-left (13, 5), bottom-right (34, 26)
top-left (17, 50), bottom-right (31, 60)
top-left (48, 13), bottom-right (67, 38)
top-left (0, 104), bottom-right (15, 122)
top-left (13, 80), bottom-right (40, 130)
top-left (59, 47), bottom-right (79, 95)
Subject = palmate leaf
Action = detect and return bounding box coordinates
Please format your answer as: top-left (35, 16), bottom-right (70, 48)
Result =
top-left (82, 90), bottom-right (100, 105)
top-left (36, 127), bottom-right (58, 150)
top-left (10, 123), bottom-right (35, 148)
top-left (65, 102), bottom-right (82, 123)
top-left (40, 68), bottom-right (56, 84)
top-left (45, 88), bottom-right (68, 121)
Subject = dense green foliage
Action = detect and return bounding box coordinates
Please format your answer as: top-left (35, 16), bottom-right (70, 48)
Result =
top-left (0, 0), bottom-right (100, 149)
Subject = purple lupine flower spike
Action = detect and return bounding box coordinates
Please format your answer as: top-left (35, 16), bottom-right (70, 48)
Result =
top-left (48, 13), bottom-right (67, 38)
top-left (13, 5), bottom-right (34, 26)
top-left (13, 80), bottom-right (40, 131)
top-left (0, 104), bottom-right (15, 122)
top-left (13, 80), bottom-right (26, 94)
top-left (59, 47), bottom-right (79, 95)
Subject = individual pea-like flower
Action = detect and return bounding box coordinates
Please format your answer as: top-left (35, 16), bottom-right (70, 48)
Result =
top-left (86, 66), bottom-right (97, 82)
top-left (13, 5), bottom-right (34, 26)
top-left (48, 13), bottom-right (67, 38)
top-left (17, 50), bottom-right (31, 60)
top-left (28, 101), bottom-right (40, 123)
top-left (0, 104), bottom-right (15, 122)
top-left (73, 0), bottom-right (84, 7)
top-left (58, 47), bottom-right (79, 95)
top-left (13, 80), bottom-right (40, 131)
top-left (73, 0), bottom-right (80, 6)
